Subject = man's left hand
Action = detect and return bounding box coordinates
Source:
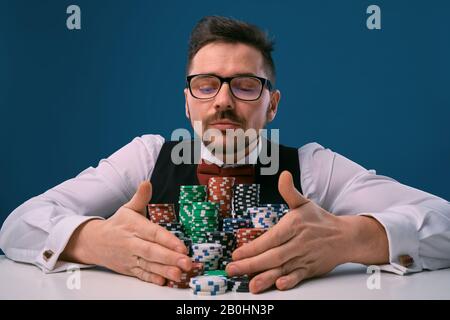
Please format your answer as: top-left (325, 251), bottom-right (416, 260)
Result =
top-left (225, 170), bottom-right (351, 293)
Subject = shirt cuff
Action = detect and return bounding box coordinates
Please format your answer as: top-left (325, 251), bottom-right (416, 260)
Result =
top-left (358, 210), bottom-right (423, 275)
top-left (35, 215), bottom-right (104, 273)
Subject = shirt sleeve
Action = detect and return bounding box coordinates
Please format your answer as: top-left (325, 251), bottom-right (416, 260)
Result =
top-left (0, 134), bottom-right (165, 273)
top-left (298, 142), bottom-right (450, 275)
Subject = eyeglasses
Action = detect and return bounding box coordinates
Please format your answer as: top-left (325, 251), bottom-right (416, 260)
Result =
top-left (186, 74), bottom-right (273, 101)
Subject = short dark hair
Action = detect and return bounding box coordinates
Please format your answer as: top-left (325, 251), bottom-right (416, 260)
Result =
top-left (186, 16), bottom-right (276, 83)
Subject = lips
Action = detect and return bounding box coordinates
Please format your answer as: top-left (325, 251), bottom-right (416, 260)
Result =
top-left (208, 121), bottom-right (241, 130)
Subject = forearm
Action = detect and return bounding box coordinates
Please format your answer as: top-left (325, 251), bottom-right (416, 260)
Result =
top-left (60, 219), bottom-right (104, 266)
top-left (339, 215), bottom-right (389, 265)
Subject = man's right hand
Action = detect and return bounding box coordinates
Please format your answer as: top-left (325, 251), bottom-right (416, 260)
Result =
top-left (61, 181), bottom-right (192, 286)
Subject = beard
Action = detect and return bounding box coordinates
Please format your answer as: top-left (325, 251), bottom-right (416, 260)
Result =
top-left (201, 110), bottom-right (260, 164)
top-left (186, 101), bottom-right (269, 164)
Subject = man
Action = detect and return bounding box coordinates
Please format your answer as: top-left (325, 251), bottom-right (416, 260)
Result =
top-left (1, 16), bottom-right (449, 294)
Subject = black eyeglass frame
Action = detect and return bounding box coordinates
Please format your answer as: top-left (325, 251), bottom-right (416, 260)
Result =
top-left (186, 74), bottom-right (273, 101)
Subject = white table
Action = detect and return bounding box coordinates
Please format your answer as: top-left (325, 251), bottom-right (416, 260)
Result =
top-left (1, 255), bottom-right (449, 299)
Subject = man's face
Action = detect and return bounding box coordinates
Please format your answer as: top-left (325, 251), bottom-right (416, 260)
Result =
top-left (184, 42), bottom-right (281, 157)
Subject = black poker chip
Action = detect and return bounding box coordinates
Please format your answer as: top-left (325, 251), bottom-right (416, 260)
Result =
top-left (227, 275), bottom-right (250, 291)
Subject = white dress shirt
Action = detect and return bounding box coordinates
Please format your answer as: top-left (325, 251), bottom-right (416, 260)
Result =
top-left (200, 138), bottom-right (261, 166)
top-left (1, 134), bottom-right (449, 275)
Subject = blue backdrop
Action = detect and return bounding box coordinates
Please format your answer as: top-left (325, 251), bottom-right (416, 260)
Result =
top-left (1, 0), bottom-right (449, 230)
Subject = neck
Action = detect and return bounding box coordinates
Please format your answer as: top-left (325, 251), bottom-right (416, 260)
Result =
top-left (202, 137), bottom-right (260, 166)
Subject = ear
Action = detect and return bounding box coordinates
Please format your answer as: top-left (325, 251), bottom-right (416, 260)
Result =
top-left (184, 88), bottom-right (190, 119)
top-left (266, 89), bottom-right (281, 123)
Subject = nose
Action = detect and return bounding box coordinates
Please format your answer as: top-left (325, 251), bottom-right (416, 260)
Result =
top-left (213, 82), bottom-right (235, 112)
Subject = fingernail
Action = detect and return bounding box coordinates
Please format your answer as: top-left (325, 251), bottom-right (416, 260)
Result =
top-left (227, 264), bottom-right (239, 276)
top-left (277, 278), bottom-right (287, 289)
top-left (177, 258), bottom-right (190, 271)
top-left (253, 280), bottom-right (263, 292)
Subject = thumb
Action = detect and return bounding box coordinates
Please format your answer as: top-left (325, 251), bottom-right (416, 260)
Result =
top-left (124, 181), bottom-right (152, 215)
top-left (278, 170), bottom-right (309, 209)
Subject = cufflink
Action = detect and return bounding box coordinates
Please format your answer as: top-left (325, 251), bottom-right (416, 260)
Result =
top-left (43, 249), bottom-right (54, 262)
top-left (398, 254), bottom-right (414, 267)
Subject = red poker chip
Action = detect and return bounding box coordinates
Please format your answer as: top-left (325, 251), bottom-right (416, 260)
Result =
top-left (167, 262), bottom-right (204, 288)
top-left (235, 228), bottom-right (266, 245)
top-left (167, 282), bottom-right (190, 289)
top-left (148, 203), bottom-right (177, 223)
top-left (236, 228), bottom-right (265, 234)
top-left (207, 180), bottom-right (233, 219)
top-left (236, 234), bottom-right (262, 239)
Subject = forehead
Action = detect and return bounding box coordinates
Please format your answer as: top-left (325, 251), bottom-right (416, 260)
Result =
top-left (189, 42), bottom-right (266, 77)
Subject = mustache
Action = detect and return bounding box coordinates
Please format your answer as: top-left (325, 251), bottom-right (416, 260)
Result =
top-left (204, 110), bottom-right (245, 128)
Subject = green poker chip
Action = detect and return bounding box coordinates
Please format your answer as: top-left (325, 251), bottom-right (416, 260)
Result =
top-left (204, 270), bottom-right (228, 277)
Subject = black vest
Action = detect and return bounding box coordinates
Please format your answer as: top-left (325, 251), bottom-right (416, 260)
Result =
top-left (149, 139), bottom-right (302, 215)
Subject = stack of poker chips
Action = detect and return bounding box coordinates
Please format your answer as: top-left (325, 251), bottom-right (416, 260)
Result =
top-left (205, 231), bottom-right (236, 266)
top-left (227, 275), bottom-right (250, 292)
top-left (178, 185), bottom-right (207, 236)
top-left (259, 203), bottom-right (290, 220)
top-left (235, 228), bottom-right (266, 248)
top-left (179, 185), bottom-right (208, 202)
top-left (247, 206), bottom-right (279, 229)
top-left (222, 218), bottom-right (252, 261)
top-left (189, 275), bottom-right (228, 296)
top-left (167, 262), bottom-right (204, 289)
top-left (222, 217), bottom-right (252, 233)
top-left (148, 186), bottom-right (295, 295)
top-left (207, 177), bottom-right (235, 219)
top-left (190, 201), bottom-right (219, 243)
top-left (232, 184), bottom-right (260, 218)
top-left (192, 243), bottom-right (223, 271)
top-left (147, 204), bottom-right (176, 223)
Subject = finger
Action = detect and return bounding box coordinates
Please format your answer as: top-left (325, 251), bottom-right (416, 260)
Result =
top-left (133, 238), bottom-right (192, 272)
top-left (135, 220), bottom-right (188, 255)
top-left (124, 181), bottom-right (152, 215)
top-left (275, 267), bottom-right (309, 290)
top-left (227, 238), bottom-right (299, 276)
top-left (131, 267), bottom-right (166, 286)
top-left (250, 255), bottom-right (308, 291)
top-left (249, 267), bottom-right (283, 294)
top-left (133, 256), bottom-right (183, 282)
top-left (232, 215), bottom-right (297, 261)
top-left (246, 254), bottom-right (309, 293)
top-left (278, 171), bottom-right (309, 209)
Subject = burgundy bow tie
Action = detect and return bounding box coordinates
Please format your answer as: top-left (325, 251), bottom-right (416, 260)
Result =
top-left (196, 161), bottom-right (255, 185)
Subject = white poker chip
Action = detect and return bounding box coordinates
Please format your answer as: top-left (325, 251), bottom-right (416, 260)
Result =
top-left (192, 289), bottom-right (227, 296)
top-left (190, 275), bottom-right (227, 287)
